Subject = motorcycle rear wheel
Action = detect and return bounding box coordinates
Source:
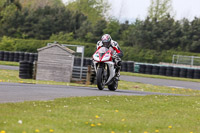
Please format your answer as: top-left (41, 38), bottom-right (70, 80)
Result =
top-left (97, 67), bottom-right (105, 90)
top-left (108, 79), bottom-right (118, 91)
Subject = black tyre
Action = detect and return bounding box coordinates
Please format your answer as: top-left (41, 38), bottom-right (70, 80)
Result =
top-left (121, 62), bottom-right (127, 72)
top-left (187, 69), bottom-right (194, 79)
top-left (108, 80), bottom-right (118, 91)
top-left (194, 69), bottom-right (200, 79)
top-left (0, 51), bottom-right (4, 60)
top-left (152, 65), bottom-right (159, 75)
top-left (97, 67), bottom-right (105, 90)
top-left (180, 68), bottom-right (187, 78)
top-left (145, 65), bottom-right (153, 74)
top-left (166, 66), bottom-right (173, 76)
top-left (159, 66), bottom-right (167, 76)
top-left (139, 64), bottom-right (146, 73)
top-left (172, 67), bottom-right (180, 77)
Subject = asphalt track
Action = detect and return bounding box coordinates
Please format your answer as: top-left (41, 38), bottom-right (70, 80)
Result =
top-left (0, 82), bottom-right (183, 103)
top-left (121, 75), bottom-right (200, 90)
top-left (0, 65), bottom-right (197, 103)
top-left (1, 65), bottom-right (199, 90)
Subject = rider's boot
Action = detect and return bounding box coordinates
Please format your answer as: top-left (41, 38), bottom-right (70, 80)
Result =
top-left (115, 71), bottom-right (120, 81)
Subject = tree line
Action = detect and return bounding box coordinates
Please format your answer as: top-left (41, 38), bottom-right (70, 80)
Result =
top-left (0, 0), bottom-right (200, 54)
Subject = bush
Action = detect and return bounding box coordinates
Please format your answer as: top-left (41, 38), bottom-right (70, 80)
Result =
top-left (1, 37), bottom-right (200, 63)
top-left (0, 36), bottom-right (15, 51)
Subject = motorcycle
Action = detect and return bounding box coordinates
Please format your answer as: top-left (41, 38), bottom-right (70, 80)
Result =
top-left (92, 47), bottom-right (121, 91)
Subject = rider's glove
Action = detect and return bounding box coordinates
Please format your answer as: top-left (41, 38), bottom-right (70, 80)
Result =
top-left (113, 54), bottom-right (119, 59)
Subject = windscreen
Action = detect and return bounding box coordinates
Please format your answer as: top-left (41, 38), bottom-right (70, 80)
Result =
top-left (98, 47), bottom-right (109, 57)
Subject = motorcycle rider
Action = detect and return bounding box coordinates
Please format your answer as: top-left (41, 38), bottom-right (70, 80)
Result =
top-left (96, 34), bottom-right (123, 80)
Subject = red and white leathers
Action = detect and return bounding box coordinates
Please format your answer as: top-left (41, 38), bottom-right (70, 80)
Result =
top-left (96, 40), bottom-right (123, 58)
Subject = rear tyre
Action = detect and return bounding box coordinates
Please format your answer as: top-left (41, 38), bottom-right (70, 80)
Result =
top-left (108, 79), bottom-right (118, 91)
top-left (97, 67), bottom-right (105, 90)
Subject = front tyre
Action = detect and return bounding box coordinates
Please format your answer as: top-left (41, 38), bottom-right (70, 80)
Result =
top-left (97, 67), bottom-right (105, 90)
top-left (108, 80), bottom-right (118, 91)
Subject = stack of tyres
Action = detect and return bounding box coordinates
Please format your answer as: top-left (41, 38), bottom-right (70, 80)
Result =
top-left (152, 65), bottom-right (160, 75)
top-left (73, 57), bottom-right (82, 66)
top-left (134, 64), bottom-right (140, 73)
top-left (29, 53), bottom-right (35, 62)
top-left (166, 66), bottom-right (173, 76)
top-left (121, 61), bottom-right (128, 72)
top-left (3, 51), bottom-right (9, 61)
top-left (193, 69), bottom-right (200, 79)
top-left (24, 52), bottom-right (29, 61)
top-left (0, 51), bottom-right (4, 60)
top-left (19, 61), bottom-right (33, 79)
top-left (172, 67), bottom-right (180, 77)
top-left (145, 64), bottom-right (153, 74)
top-left (19, 52), bottom-right (24, 61)
top-left (14, 52), bottom-right (20, 62)
top-left (180, 68), bottom-right (187, 78)
top-left (186, 68), bottom-right (194, 79)
top-left (127, 61), bottom-right (134, 72)
top-left (73, 57), bottom-right (78, 66)
top-left (139, 64), bottom-right (146, 73)
top-left (9, 52), bottom-right (14, 62)
top-left (159, 66), bottom-right (167, 76)
top-left (34, 53), bottom-right (38, 61)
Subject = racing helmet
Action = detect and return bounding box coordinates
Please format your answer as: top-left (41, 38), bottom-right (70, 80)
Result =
top-left (101, 34), bottom-right (112, 48)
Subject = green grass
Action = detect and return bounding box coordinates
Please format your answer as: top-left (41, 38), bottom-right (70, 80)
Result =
top-left (121, 72), bottom-right (200, 83)
top-left (0, 61), bottom-right (19, 66)
top-left (0, 96), bottom-right (200, 133)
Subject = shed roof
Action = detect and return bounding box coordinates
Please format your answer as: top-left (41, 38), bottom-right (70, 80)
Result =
top-left (38, 44), bottom-right (75, 54)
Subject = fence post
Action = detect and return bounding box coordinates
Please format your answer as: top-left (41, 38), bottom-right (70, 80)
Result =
top-left (86, 65), bottom-right (91, 85)
top-left (191, 56), bottom-right (194, 66)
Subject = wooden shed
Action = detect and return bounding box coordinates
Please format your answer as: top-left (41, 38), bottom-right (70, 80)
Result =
top-left (36, 44), bottom-right (75, 82)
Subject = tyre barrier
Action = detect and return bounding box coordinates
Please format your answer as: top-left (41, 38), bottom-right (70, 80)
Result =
top-left (172, 67), bottom-right (180, 77)
top-left (152, 65), bottom-right (160, 75)
top-left (0, 51), bottom-right (4, 60)
top-left (139, 64), bottom-right (146, 73)
top-left (121, 61), bottom-right (128, 72)
top-left (19, 61), bottom-right (33, 79)
top-left (159, 66), bottom-right (167, 76)
top-left (127, 61), bottom-right (134, 72)
top-left (14, 52), bottom-right (20, 62)
top-left (0, 51), bottom-right (38, 62)
top-left (3, 51), bottom-right (9, 61)
top-left (134, 64), bottom-right (140, 73)
top-left (19, 52), bottom-right (24, 61)
top-left (145, 64), bottom-right (153, 74)
top-left (194, 69), bottom-right (200, 79)
top-left (166, 66), bottom-right (173, 76)
top-left (24, 52), bottom-right (30, 61)
top-left (29, 53), bottom-right (35, 63)
top-left (9, 52), bottom-right (14, 62)
top-left (186, 69), bottom-right (194, 79)
top-left (180, 68), bottom-right (187, 78)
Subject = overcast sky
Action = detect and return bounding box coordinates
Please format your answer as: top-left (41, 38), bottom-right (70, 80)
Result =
top-left (62, 0), bottom-right (200, 22)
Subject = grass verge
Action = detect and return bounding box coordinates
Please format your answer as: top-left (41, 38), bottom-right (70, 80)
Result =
top-left (0, 61), bottom-right (19, 66)
top-left (0, 96), bottom-right (200, 133)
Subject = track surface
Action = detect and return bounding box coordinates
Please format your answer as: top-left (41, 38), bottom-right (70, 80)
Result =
top-left (0, 82), bottom-right (182, 103)
top-left (121, 75), bottom-right (200, 90)
top-left (1, 65), bottom-right (199, 90)
top-left (0, 65), bottom-right (197, 103)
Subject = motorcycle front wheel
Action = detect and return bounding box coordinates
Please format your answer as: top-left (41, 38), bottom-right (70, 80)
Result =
top-left (97, 67), bottom-right (105, 90)
top-left (108, 80), bottom-right (118, 91)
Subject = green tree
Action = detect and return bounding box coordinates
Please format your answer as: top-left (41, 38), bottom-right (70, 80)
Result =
top-left (66, 0), bottom-right (110, 24)
top-left (103, 19), bottom-right (120, 40)
top-left (148, 0), bottom-right (174, 21)
top-left (19, 0), bottom-right (64, 9)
